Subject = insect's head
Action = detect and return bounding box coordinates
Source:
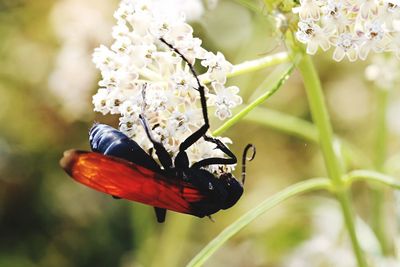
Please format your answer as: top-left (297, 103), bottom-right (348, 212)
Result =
top-left (219, 144), bottom-right (256, 210)
top-left (219, 173), bottom-right (244, 210)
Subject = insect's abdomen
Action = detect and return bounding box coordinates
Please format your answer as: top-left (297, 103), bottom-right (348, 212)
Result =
top-left (89, 124), bottom-right (159, 171)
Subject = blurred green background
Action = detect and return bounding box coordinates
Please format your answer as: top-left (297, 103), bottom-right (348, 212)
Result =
top-left (1, 0), bottom-right (400, 266)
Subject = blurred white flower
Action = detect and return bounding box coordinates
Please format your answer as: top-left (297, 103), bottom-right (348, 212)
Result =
top-left (49, 0), bottom-right (115, 120)
top-left (294, 0), bottom-right (400, 61)
top-left (283, 199), bottom-right (398, 267)
top-left (204, 0), bottom-right (219, 10)
top-left (92, 0), bottom-right (241, 173)
top-left (365, 53), bottom-right (400, 89)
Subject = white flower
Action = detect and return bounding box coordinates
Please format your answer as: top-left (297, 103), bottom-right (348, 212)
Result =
top-left (92, 88), bottom-right (110, 115)
top-left (92, 45), bottom-right (117, 71)
top-left (119, 97), bottom-right (142, 117)
top-left (201, 51), bottom-right (233, 83)
top-left (105, 89), bottom-right (126, 114)
top-left (321, 1), bottom-right (351, 33)
top-left (119, 114), bottom-right (141, 138)
top-left (92, 0), bottom-right (240, 174)
top-left (170, 69), bottom-right (198, 94)
top-left (296, 19), bottom-right (332, 54)
top-left (357, 0), bottom-right (379, 19)
top-left (295, 0), bottom-right (321, 20)
top-left (294, 0), bottom-right (400, 61)
top-left (358, 20), bottom-right (387, 60)
top-left (333, 33), bottom-right (358, 61)
top-left (208, 82), bottom-right (242, 120)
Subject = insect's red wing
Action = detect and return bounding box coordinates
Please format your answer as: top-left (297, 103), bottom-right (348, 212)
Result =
top-left (60, 150), bottom-right (205, 214)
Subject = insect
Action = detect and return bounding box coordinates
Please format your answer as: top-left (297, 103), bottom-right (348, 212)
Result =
top-left (60, 38), bottom-right (255, 223)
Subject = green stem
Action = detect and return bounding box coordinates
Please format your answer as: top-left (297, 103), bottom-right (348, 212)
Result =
top-left (212, 63), bottom-right (295, 136)
top-left (297, 56), bottom-right (344, 183)
top-left (229, 52), bottom-right (290, 78)
top-left (297, 55), bottom-right (367, 267)
top-left (200, 52), bottom-right (290, 84)
top-left (186, 178), bottom-right (332, 267)
top-left (344, 170), bottom-right (400, 190)
top-left (372, 88), bottom-right (390, 254)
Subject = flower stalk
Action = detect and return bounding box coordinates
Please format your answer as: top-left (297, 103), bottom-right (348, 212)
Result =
top-left (297, 54), bottom-right (367, 267)
top-left (344, 170), bottom-right (400, 190)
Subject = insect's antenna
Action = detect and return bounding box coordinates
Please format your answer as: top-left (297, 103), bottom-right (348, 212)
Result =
top-left (159, 38), bottom-right (209, 126)
top-left (241, 144), bottom-right (256, 184)
top-left (140, 83), bottom-right (148, 114)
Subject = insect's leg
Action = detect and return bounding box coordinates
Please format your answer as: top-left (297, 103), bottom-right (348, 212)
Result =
top-left (203, 135), bottom-right (236, 161)
top-left (174, 124), bottom-right (209, 168)
top-left (173, 86), bottom-right (208, 168)
top-left (154, 207), bottom-right (167, 223)
top-left (159, 38), bottom-right (211, 169)
top-left (191, 135), bottom-right (237, 169)
top-left (148, 147), bottom-right (154, 158)
top-left (139, 114), bottom-right (173, 169)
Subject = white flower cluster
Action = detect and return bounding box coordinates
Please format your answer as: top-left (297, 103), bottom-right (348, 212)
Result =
top-left (294, 0), bottom-right (400, 61)
top-left (92, 0), bottom-right (241, 173)
top-left (283, 200), bottom-right (400, 267)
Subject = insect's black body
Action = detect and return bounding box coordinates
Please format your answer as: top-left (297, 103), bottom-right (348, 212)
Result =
top-left (89, 123), bottom-right (245, 219)
top-left (60, 38), bottom-right (254, 223)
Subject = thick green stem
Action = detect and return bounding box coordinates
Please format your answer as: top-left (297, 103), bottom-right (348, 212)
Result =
top-left (297, 55), bottom-right (367, 267)
top-left (297, 56), bottom-right (344, 182)
top-left (186, 178), bottom-right (331, 267)
top-left (372, 88), bottom-right (390, 254)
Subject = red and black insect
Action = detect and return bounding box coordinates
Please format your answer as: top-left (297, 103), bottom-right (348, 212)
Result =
top-left (60, 38), bottom-right (255, 223)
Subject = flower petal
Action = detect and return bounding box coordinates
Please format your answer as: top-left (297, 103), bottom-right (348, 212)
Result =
top-left (333, 47), bottom-right (345, 62)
